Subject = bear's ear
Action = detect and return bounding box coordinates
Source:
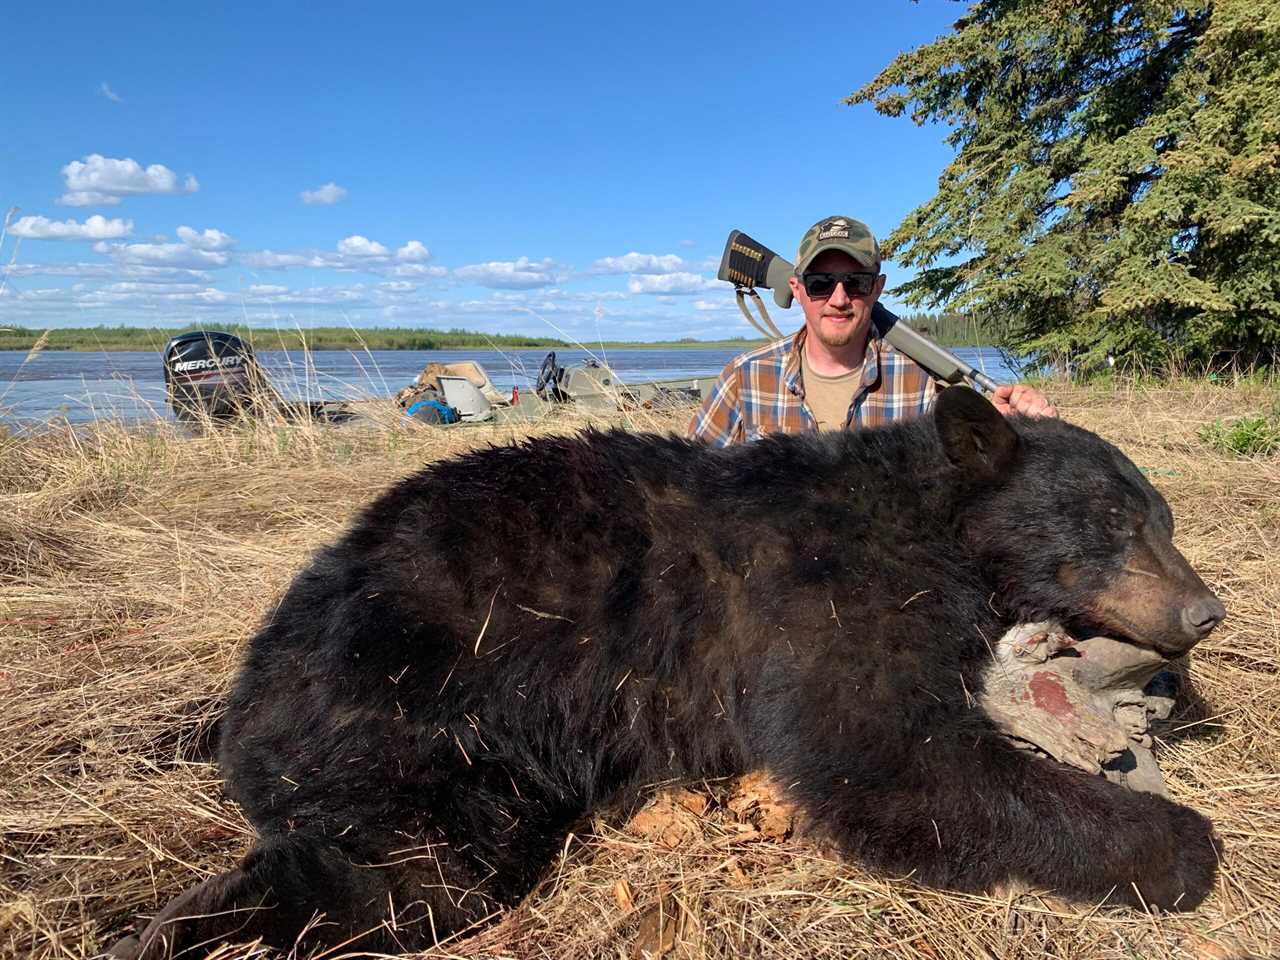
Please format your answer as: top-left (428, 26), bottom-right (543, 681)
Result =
top-left (934, 386), bottom-right (1020, 479)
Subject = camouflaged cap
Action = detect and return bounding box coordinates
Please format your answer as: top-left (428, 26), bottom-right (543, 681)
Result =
top-left (794, 216), bottom-right (881, 274)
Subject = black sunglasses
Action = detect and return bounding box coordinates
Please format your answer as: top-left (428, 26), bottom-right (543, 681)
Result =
top-left (800, 271), bottom-right (878, 299)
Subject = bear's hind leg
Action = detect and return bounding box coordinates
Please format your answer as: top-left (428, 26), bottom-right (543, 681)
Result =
top-left (108, 832), bottom-right (503, 959)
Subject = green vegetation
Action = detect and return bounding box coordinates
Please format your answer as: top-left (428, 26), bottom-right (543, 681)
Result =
top-left (0, 318), bottom-right (995, 354)
top-left (852, 0), bottom-right (1280, 375)
top-left (1198, 409), bottom-right (1280, 457)
top-left (895, 312), bottom-right (1004, 349)
top-left (0, 324), bottom-right (571, 352)
top-left (0, 324), bottom-right (774, 353)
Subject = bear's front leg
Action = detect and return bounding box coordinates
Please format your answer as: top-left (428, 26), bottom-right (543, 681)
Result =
top-left (764, 709), bottom-right (1219, 911)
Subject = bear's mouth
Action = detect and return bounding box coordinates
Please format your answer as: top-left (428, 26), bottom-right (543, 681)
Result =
top-left (1059, 614), bottom-right (1181, 660)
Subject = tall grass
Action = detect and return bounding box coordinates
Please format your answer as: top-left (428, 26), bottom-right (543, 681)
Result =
top-left (1, 383), bottom-right (1276, 960)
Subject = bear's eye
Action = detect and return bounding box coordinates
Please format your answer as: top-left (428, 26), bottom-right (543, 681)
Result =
top-left (1105, 507), bottom-right (1137, 538)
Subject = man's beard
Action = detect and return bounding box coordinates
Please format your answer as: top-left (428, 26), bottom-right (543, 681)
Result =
top-left (815, 313), bottom-right (857, 348)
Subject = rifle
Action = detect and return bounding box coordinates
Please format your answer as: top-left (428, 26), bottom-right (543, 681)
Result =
top-left (717, 229), bottom-right (998, 393)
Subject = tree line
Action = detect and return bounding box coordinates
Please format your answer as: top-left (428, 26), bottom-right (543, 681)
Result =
top-left (0, 325), bottom-right (570, 353)
top-left (851, 0), bottom-right (1278, 374)
top-left (0, 317), bottom-right (998, 354)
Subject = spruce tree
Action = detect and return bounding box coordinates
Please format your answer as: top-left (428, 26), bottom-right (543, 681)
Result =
top-left (851, 1), bottom-right (1280, 372)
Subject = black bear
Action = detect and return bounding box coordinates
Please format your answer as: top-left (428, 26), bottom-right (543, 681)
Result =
top-left (111, 387), bottom-right (1225, 958)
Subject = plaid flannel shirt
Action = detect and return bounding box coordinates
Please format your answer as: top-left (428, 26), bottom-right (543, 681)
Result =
top-left (686, 327), bottom-right (939, 446)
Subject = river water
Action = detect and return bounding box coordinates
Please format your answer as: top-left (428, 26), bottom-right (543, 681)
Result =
top-left (0, 345), bottom-right (1021, 428)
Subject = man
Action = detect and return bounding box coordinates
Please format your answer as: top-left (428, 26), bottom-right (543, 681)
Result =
top-left (685, 220), bottom-right (1160, 796)
top-left (688, 216), bottom-right (1056, 445)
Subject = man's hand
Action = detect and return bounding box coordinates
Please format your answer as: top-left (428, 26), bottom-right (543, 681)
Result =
top-left (992, 383), bottom-right (1057, 419)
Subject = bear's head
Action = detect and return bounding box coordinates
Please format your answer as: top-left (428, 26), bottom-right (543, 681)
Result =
top-left (935, 387), bottom-right (1225, 657)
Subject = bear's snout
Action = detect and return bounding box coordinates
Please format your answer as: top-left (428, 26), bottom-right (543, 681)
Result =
top-left (1179, 594), bottom-right (1227, 644)
top-left (1060, 525), bottom-right (1226, 656)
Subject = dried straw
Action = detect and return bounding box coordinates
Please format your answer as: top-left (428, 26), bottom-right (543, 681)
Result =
top-left (1, 382), bottom-right (1276, 959)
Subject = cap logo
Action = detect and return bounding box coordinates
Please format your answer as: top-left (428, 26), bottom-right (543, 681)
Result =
top-left (817, 218), bottom-right (851, 241)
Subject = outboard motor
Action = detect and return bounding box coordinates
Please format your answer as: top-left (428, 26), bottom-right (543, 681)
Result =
top-left (163, 331), bottom-right (267, 422)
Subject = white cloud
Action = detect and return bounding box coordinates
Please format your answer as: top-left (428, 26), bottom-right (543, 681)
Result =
top-left (395, 240), bottom-right (431, 262)
top-left (238, 250), bottom-right (326, 270)
top-left (239, 241), bottom-right (447, 280)
top-left (390, 262), bottom-right (448, 278)
top-left (88, 224), bottom-right (235, 270)
top-left (694, 299), bottom-right (730, 311)
top-left (336, 235), bottom-right (389, 257)
top-left (59, 154), bottom-right (199, 206)
top-left (380, 280), bottom-right (415, 292)
top-left (679, 239), bottom-right (697, 248)
top-left (3, 286), bottom-right (70, 303)
top-left (187, 289), bottom-right (231, 304)
top-left (1, 261), bottom-right (214, 283)
top-left (558, 290), bottom-right (630, 302)
top-left (10, 214), bottom-right (133, 241)
top-left (454, 256), bottom-right (561, 289)
top-left (238, 241), bottom-right (453, 284)
top-left (1, 262), bottom-right (117, 279)
top-left (452, 297), bottom-right (555, 314)
top-left (592, 252), bottom-right (686, 275)
top-left (101, 282), bottom-right (204, 295)
top-left (627, 273), bottom-right (721, 295)
top-left (301, 182), bottom-right (348, 205)
top-left (237, 284), bottom-right (369, 307)
top-left (118, 264), bottom-right (215, 282)
top-left (98, 240), bottom-right (231, 269)
top-left (71, 283), bottom-right (232, 307)
top-left (241, 247), bottom-right (374, 270)
top-left (57, 191), bottom-right (119, 207)
top-left (0, 269), bottom-right (761, 336)
top-left (176, 225), bottom-right (236, 250)
top-left (99, 82), bottom-right (122, 103)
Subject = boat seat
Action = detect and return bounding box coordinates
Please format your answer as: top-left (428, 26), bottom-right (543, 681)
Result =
top-left (438, 375), bottom-right (495, 422)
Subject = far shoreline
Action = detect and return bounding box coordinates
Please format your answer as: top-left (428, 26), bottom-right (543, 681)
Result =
top-left (0, 326), bottom-right (777, 353)
top-left (7, 340), bottom-right (771, 352)
top-left (0, 323), bottom-right (995, 354)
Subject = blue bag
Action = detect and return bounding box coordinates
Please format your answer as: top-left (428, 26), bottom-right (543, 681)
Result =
top-left (406, 398), bottom-right (461, 425)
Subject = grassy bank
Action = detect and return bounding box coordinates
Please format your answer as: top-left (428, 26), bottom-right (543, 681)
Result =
top-left (1, 383), bottom-right (1277, 959)
top-left (0, 325), bottom-right (770, 353)
top-left (0, 325), bottom-right (573, 353)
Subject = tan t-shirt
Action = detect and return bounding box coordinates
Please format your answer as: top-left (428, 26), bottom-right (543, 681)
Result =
top-left (800, 346), bottom-right (864, 431)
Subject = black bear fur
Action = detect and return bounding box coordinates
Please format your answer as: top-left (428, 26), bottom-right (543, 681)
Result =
top-left (114, 387), bottom-right (1222, 958)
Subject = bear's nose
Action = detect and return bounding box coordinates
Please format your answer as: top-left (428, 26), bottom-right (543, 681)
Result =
top-left (1180, 596), bottom-right (1226, 640)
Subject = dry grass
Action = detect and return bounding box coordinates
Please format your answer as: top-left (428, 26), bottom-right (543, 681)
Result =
top-left (1, 382), bottom-right (1277, 960)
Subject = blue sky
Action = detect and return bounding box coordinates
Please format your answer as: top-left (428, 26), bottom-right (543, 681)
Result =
top-left (0, 3), bottom-right (965, 341)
